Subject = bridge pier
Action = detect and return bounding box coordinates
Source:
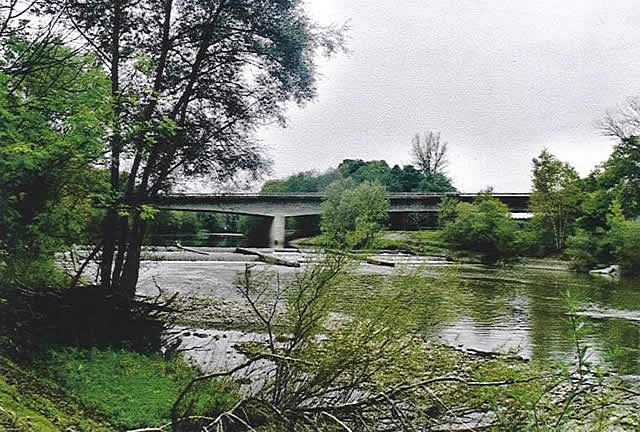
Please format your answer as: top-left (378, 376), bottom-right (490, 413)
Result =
top-left (268, 215), bottom-right (286, 248)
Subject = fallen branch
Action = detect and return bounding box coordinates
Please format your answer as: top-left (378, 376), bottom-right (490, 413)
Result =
top-left (236, 247), bottom-right (300, 267)
top-left (175, 242), bottom-right (209, 255)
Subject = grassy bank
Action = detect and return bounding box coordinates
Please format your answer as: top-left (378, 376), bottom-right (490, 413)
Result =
top-left (292, 230), bottom-right (448, 255)
top-left (0, 355), bottom-right (114, 432)
top-left (1, 348), bottom-right (238, 432)
top-left (293, 230), bottom-right (570, 269)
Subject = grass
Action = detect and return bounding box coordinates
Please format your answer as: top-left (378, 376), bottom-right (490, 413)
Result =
top-left (0, 355), bottom-right (114, 432)
top-left (34, 347), bottom-right (237, 431)
top-left (373, 230), bottom-right (449, 253)
top-left (292, 230), bottom-right (450, 255)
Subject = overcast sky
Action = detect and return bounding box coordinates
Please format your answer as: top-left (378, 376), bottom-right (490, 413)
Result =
top-left (257, 0), bottom-right (640, 192)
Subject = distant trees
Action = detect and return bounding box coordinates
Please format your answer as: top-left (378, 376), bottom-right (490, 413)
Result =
top-left (410, 131), bottom-right (456, 192)
top-left (264, 158), bottom-right (456, 195)
top-left (262, 169), bottom-right (342, 193)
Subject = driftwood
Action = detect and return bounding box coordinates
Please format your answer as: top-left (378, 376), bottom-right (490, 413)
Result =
top-left (175, 242), bottom-right (209, 256)
top-left (235, 247), bottom-right (300, 267)
top-left (327, 249), bottom-right (396, 267)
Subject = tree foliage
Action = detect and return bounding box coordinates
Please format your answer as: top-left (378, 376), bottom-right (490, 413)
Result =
top-left (264, 158), bottom-right (456, 194)
top-left (530, 150), bottom-right (583, 251)
top-left (37, 0), bottom-right (347, 297)
top-left (320, 181), bottom-right (389, 249)
top-left (0, 41), bottom-right (109, 266)
top-left (441, 191), bottom-right (519, 262)
top-left (262, 169), bottom-right (342, 193)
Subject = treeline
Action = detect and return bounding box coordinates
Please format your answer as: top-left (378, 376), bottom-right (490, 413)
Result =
top-left (437, 135), bottom-right (640, 273)
top-left (262, 158), bottom-right (456, 193)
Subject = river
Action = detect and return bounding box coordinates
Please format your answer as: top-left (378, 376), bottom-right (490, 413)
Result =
top-left (134, 248), bottom-right (640, 375)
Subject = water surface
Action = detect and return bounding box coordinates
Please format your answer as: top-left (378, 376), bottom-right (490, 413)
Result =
top-left (435, 264), bottom-right (640, 374)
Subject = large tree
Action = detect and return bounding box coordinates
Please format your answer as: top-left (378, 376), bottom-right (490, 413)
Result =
top-left (42, 0), bottom-right (345, 299)
top-left (530, 150), bottom-right (583, 251)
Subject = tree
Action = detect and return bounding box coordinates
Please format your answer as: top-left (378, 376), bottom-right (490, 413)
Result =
top-left (321, 181), bottom-right (389, 249)
top-left (441, 191), bottom-right (519, 262)
top-left (337, 158), bottom-right (367, 178)
top-left (1, 2), bottom-right (63, 76)
top-left (418, 171), bottom-right (456, 192)
top-left (262, 169), bottom-right (342, 193)
top-left (41, 0), bottom-right (346, 299)
top-left (411, 131), bottom-right (449, 177)
top-left (600, 98), bottom-right (640, 216)
top-left (0, 42), bottom-right (109, 267)
top-left (530, 150), bottom-right (583, 251)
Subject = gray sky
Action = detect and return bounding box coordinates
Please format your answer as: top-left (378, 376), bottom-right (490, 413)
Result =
top-left (257, 0), bottom-right (640, 192)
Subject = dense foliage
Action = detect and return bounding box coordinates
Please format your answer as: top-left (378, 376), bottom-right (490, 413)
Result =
top-left (560, 131), bottom-right (640, 272)
top-left (0, 42), bottom-right (109, 268)
top-left (320, 181), bottom-right (389, 249)
top-left (440, 191), bottom-right (520, 262)
top-left (263, 158), bottom-right (456, 194)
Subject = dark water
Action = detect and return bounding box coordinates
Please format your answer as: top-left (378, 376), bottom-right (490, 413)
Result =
top-left (436, 265), bottom-right (640, 374)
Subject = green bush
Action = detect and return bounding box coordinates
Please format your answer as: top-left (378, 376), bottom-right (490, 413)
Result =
top-left (320, 181), bottom-right (389, 249)
top-left (38, 348), bottom-right (237, 430)
top-left (610, 220), bottom-right (640, 275)
top-left (436, 197), bottom-right (459, 227)
top-left (566, 228), bottom-right (606, 272)
top-left (441, 192), bottom-right (519, 262)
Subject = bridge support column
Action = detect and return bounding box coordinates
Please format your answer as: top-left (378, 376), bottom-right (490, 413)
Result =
top-left (268, 215), bottom-right (286, 248)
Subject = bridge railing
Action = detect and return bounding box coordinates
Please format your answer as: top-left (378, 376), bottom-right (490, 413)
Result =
top-left (157, 192), bottom-right (531, 199)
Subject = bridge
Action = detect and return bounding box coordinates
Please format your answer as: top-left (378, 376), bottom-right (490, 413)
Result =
top-left (152, 192), bottom-right (531, 247)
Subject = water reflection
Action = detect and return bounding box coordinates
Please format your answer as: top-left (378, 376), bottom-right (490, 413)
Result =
top-left (435, 266), bottom-right (640, 374)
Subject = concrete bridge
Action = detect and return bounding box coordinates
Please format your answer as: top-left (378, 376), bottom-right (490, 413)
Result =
top-left (152, 192), bottom-right (531, 247)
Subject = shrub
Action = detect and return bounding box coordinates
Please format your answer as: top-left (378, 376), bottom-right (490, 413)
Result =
top-left (566, 228), bottom-right (604, 272)
top-left (320, 181), bottom-right (389, 249)
top-left (441, 192), bottom-right (519, 262)
top-left (610, 220), bottom-right (640, 275)
top-left (437, 197), bottom-right (459, 227)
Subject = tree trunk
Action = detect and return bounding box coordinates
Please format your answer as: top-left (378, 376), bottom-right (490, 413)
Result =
top-left (100, 0), bottom-right (122, 293)
top-left (118, 213), bottom-right (147, 300)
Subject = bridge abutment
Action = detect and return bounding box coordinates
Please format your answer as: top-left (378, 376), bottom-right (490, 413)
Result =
top-left (268, 215), bottom-right (286, 247)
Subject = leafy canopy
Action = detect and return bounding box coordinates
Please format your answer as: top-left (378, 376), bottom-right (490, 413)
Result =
top-left (320, 181), bottom-right (389, 249)
top-left (0, 41), bottom-right (109, 261)
top-left (441, 190), bottom-right (520, 262)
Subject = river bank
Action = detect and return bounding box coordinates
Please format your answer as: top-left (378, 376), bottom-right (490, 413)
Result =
top-left (7, 243), bottom-right (640, 431)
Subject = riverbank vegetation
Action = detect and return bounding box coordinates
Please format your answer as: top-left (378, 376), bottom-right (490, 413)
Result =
top-left (297, 138), bottom-right (640, 272)
top-left (3, 1), bottom-right (640, 431)
top-left (166, 254), bottom-right (640, 431)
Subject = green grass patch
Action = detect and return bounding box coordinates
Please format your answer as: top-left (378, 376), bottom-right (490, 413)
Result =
top-left (294, 230), bottom-right (449, 253)
top-left (373, 230), bottom-right (449, 254)
top-left (0, 355), bottom-right (114, 432)
top-left (36, 348), bottom-right (237, 431)
top-left (290, 234), bottom-right (327, 247)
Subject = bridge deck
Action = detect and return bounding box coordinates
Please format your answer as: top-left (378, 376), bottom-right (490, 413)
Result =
top-left (151, 192), bottom-right (531, 247)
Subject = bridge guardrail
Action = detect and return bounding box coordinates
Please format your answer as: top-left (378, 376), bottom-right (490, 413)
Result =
top-left (157, 192), bottom-right (531, 199)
